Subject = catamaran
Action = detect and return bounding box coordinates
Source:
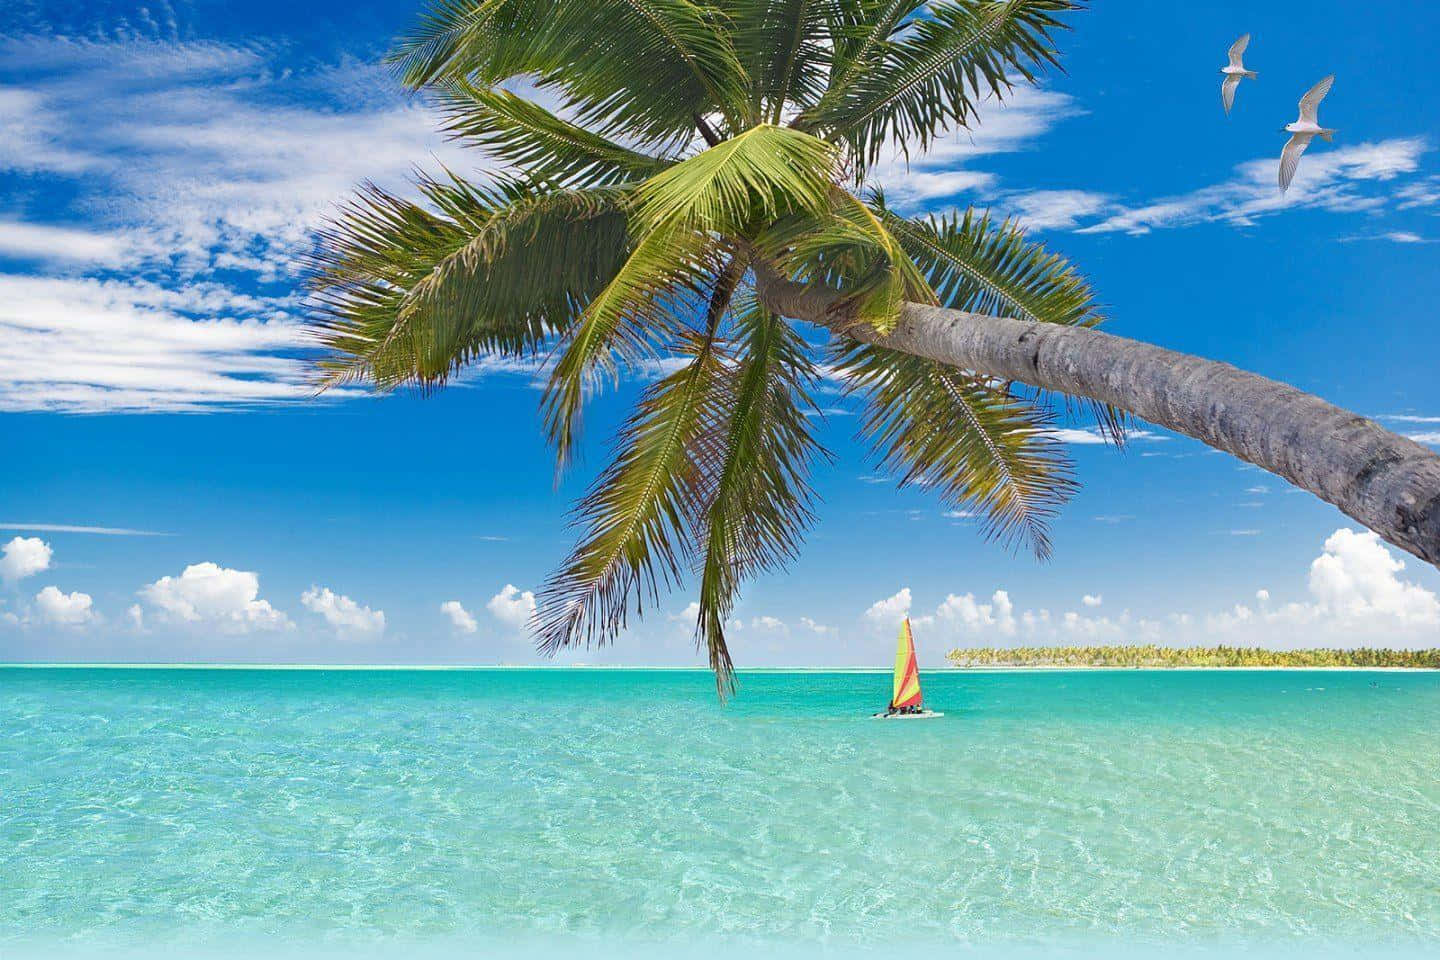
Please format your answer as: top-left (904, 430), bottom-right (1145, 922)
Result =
top-left (872, 617), bottom-right (944, 719)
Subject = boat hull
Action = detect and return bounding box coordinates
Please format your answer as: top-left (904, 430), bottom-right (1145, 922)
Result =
top-left (870, 710), bottom-right (945, 720)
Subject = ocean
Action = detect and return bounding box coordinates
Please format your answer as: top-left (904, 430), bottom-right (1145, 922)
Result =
top-left (3, 667), bottom-right (1437, 958)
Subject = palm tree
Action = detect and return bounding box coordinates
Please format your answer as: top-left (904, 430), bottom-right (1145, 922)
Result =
top-left (305, 0), bottom-right (1440, 690)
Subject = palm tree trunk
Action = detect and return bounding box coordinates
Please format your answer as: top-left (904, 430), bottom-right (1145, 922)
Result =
top-left (753, 264), bottom-right (1440, 570)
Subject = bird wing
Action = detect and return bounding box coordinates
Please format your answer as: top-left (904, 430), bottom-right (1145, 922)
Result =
top-left (1221, 75), bottom-right (1241, 114)
top-left (1279, 133), bottom-right (1314, 193)
top-left (1298, 75), bottom-right (1334, 123)
top-left (1228, 33), bottom-right (1250, 67)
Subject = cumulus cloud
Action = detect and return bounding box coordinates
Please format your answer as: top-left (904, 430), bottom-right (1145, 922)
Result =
top-left (668, 601), bottom-right (701, 623)
top-left (138, 561), bottom-right (291, 633)
top-left (301, 586), bottom-right (386, 638)
top-left (33, 585), bottom-right (97, 626)
top-left (864, 588), bottom-right (913, 627)
top-left (871, 528), bottom-right (1440, 651)
top-left (1082, 594), bottom-right (1102, 608)
top-left (0, 536), bottom-right (52, 582)
top-left (750, 615), bottom-right (788, 634)
top-left (440, 600), bottom-right (478, 634)
top-left (1304, 528), bottom-right (1439, 624)
top-left (487, 584), bottom-right (537, 631)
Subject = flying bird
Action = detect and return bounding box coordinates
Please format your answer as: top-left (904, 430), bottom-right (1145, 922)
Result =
top-left (1279, 75), bottom-right (1337, 193)
top-left (1220, 34), bottom-right (1256, 115)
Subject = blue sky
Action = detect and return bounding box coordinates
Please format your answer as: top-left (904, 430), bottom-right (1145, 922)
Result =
top-left (3, 0), bottom-right (1439, 666)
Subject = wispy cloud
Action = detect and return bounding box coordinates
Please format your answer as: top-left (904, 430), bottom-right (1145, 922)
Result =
top-left (0, 221), bottom-right (130, 265)
top-left (1076, 138), bottom-right (1430, 236)
top-left (0, 33), bottom-right (480, 413)
top-left (1338, 230), bottom-right (1431, 244)
top-left (870, 87), bottom-right (1083, 210)
top-left (1001, 189), bottom-right (1111, 231)
top-left (0, 522), bottom-right (170, 536)
top-left (1048, 427), bottom-right (1166, 445)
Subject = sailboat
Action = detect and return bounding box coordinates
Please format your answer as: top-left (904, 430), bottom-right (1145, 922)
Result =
top-left (871, 617), bottom-right (944, 719)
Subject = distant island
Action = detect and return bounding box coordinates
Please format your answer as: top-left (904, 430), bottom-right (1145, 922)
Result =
top-left (947, 645), bottom-right (1440, 669)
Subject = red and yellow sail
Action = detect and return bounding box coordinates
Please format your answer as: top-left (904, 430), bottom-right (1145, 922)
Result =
top-left (890, 617), bottom-right (923, 709)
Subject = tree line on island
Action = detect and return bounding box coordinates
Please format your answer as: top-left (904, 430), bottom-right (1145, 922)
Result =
top-left (946, 645), bottom-right (1440, 669)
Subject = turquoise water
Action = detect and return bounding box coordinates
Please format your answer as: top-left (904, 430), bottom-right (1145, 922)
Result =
top-left (3, 667), bottom-right (1438, 958)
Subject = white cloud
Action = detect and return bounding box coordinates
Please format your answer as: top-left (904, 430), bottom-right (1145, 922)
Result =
top-left (0, 34), bottom-right (483, 413)
top-left (1078, 138), bottom-right (1429, 236)
top-left (1408, 432), bottom-right (1440, 446)
top-left (301, 586), bottom-right (385, 638)
top-left (0, 221), bottom-right (130, 265)
top-left (668, 601), bottom-right (701, 623)
top-left (1003, 189), bottom-right (1111, 231)
top-left (870, 87), bottom-right (1083, 209)
top-left (33, 585), bottom-right (97, 626)
top-left (1396, 176), bottom-right (1440, 210)
top-left (0, 536), bottom-right (52, 582)
top-left (0, 272), bottom-right (321, 413)
top-left (935, 589), bottom-right (1017, 636)
top-left (864, 588), bottom-right (913, 627)
top-left (138, 561), bottom-right (291, 633)
top-left (798, 616), bottom-right (833, 635)
top-left (440, 600), bottom-right (478, 634)
top-left (1048, 427), bottom-right (1166, 445)
top-left (1082, 594), bottom-right (1102, 608)
top-left (1304, 528), bottom-right (1439, 625)
top-left (0, 522), bottom-right (168, 536)
top-left (881, 528), bottom-right (1439, 651)
top-left (487, 584), bottom-right (537, 631)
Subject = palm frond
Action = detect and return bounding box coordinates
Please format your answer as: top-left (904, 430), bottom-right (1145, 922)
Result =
top-left (884, 203), bottom-right (1100, 328)
top-left (802, 0), bottom-right (1076, 170)
top-left (693, 301), bottom-right (825, 693)
top-left (633, 123), bottom-right (838, 234)
top-left (835, 341), bottom-right (1076, 558)
top-left (306, 174), bottom-right (631, 390)
top-left (539, 222), bottom-right (719, 469)
top-left (434, 81), bottom-right (674, 186)
top-left (727, 0), bottom-right (840, 122)
top-left (392, 0), bottom-right (753, 147)
top-left (811, 0), bottom-right (925, 118)
top-left (536, 334), bottom-right (725, 655)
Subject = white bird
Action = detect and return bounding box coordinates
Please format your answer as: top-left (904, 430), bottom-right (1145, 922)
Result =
top-left (1220, 34), bottom-right (1256, 115)
top-left (1279, 75), bottom-right (1336, 194)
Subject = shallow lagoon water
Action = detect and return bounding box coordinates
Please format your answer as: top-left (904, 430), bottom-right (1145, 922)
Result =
top-left (3, 667), bottom-right (1438, 957)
